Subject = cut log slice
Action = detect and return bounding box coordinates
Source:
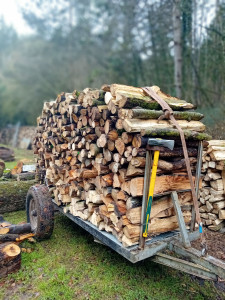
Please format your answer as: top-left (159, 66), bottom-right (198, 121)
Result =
top-left (0, 243), bottom-right (21, 278)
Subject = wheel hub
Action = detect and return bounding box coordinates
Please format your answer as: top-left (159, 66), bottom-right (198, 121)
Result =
top-left (29, 198), bottom-right (37, 231)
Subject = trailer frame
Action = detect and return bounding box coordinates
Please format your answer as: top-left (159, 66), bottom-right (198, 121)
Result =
top-left (27, 140), bottom-right (225, 281)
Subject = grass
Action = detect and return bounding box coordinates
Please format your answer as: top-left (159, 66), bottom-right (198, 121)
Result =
top-left (0, 211), bottom-right (224, 300)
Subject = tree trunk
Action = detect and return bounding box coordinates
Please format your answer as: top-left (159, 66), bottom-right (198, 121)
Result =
top-left (173, 0), bottom-right (182, 98)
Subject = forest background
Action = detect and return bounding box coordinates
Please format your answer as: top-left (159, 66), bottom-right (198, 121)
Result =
top-left (0, 0), bottom-right (224, 130)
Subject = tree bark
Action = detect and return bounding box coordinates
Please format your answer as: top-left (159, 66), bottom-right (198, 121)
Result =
top-left (141, 128), bottom-right (211, 140)
top-left (117, 92), bottom-right (193, 110)
top-left (0, 243), bottom-right (21, 278)
top-left (123, 119), bottom-right (205, 133)
top-left (173, 0), bottom-right (182, 98)
top-left (118, 108), bottom-right (204, 121)
top-left (0, 223), bottom-right (31, 235)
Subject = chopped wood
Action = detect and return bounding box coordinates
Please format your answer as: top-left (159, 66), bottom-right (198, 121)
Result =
top-left (0, 243), bottom-right (21, 278)
top-left (123, 119), bottom-right (205, 133)
top-left (219, 210), bottom-right (225, 220)
top-left (129, 175), bottom-right (201, 197)
top-left (33, 83), bottom-right (211, 245)
top-left (200, 139), bottom-right (225, 231)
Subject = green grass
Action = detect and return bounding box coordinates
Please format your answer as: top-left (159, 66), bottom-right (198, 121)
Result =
top-left (0, 211), bottom-right (224, 300)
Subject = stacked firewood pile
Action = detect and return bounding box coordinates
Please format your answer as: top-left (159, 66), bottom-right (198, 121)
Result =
top-left (33, 84), bottom-right (210, 247)
top-left (200, 140), bottom-right (225, 231)
top-left (0, 216), bottom-right (34, 278)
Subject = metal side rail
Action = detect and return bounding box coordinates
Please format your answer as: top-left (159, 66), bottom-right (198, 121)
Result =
top-left (151, 253), bottom-right (218, 281)
top-left (54, 203), bottom-right (199, 263)
top-left (170, 241), bottom-right (225, 280)
top-left (151, 240), bottom-right (225, 281)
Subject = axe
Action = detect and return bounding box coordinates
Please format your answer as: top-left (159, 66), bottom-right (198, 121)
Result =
top-left (143, 138), bottom-right (175, 238)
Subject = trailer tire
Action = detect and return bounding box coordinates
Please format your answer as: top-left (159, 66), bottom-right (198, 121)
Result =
top-left (26, 184), bottom-right (54, 240)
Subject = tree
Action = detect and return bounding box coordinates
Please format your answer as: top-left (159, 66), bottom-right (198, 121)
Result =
top-left (173, 0), bottom-right (182, 98)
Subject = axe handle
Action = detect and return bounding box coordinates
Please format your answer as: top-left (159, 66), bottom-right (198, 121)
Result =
top-left (143, 150), bottom-right (159, 237)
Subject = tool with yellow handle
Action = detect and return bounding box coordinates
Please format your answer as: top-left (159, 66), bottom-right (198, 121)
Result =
top-left (143, 138), bottom-right (174, 238)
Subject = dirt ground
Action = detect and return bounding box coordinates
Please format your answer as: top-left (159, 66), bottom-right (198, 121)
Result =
top-left (192, 228), bottom-right (225, 261)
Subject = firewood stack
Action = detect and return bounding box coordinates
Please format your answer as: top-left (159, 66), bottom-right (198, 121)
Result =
top-left (0, 216), bottom-right (34, 278)
top-left (0, 146), bottom-right (15, 162)
top-left (33, 84), bottom-right (210, 247)
top-left (200, 140), bottom-right (225, 231)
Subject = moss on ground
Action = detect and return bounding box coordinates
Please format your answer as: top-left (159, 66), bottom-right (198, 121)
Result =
top-left (0, 211), bottom-right (224, 300)
top-left (0, 180), bottom-right (36, 213)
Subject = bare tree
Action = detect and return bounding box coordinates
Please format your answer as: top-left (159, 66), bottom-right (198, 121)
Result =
top-left (173, 0), bottom-right (182, 98)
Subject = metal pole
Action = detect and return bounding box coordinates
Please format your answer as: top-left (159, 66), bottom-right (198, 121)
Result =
top-left (171, 191), bottom-right (191, 248)
top-left (190, 141), bottom-right (203, 232)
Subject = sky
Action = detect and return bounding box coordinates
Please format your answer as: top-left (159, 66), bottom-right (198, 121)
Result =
top-left (0, 0), bottom-right (33, 35)
top-left (0, 0), bottom-right (217, 36)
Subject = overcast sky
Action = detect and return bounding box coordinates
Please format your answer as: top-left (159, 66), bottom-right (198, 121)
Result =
top-left (0, 0), bottom-right (217, 36)
top-left (0, 0), bottom-right (33, 35)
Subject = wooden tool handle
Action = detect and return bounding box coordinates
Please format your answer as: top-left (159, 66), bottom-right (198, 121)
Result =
top-left (143, 150), bottom-right (159, 237)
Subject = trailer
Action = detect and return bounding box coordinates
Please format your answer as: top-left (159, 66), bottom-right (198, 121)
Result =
top-left (26, 142), bottom-right (225, 281)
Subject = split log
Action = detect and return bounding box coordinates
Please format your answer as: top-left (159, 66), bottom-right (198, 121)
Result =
top-left (126, 192), bottom-right (192, 224)
top-left (210, 151), bottom-right (225, 161)
top-left (141, 128), bottom-right (211, 140)
top-left (219, 210), bottom-right (225, 220)
top-left (118, 108), bottom-right (204, 121)
top-left (123, 212), bottom-right (191, 238)
top-left (158, 158), bottom-right (197, 171)
top-left (112, 84), bottom-right (194, 110)
top-left (123, 119), bottom-right (205, 133)
top-left (210, 179), bottom-right (224, 191)
top-left (129, 175), bottom-right (201, 197)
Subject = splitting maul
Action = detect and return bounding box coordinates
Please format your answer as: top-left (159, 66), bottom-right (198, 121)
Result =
top-left (142, 138), bottom-right (175, 238)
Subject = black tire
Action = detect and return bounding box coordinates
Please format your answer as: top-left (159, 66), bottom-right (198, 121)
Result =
top-left (26, 184), bottom-right (54, 240)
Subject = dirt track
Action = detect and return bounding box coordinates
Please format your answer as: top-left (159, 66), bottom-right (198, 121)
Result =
top-left (192, 228), bottom-right (225, 261)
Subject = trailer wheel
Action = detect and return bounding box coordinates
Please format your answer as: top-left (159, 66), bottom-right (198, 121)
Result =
top-left (26, 185), bottom-right (54, 240)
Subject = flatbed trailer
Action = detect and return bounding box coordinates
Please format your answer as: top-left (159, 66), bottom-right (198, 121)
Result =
top-left (26, 142), bottom-right (225, 281)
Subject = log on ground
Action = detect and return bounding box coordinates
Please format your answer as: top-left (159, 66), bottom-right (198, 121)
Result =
top-left (0, 242), bottom-right (21, 278)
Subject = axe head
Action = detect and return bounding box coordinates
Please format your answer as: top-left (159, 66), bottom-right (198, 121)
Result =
top-left (148, 138), bottom-right (174, 150)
